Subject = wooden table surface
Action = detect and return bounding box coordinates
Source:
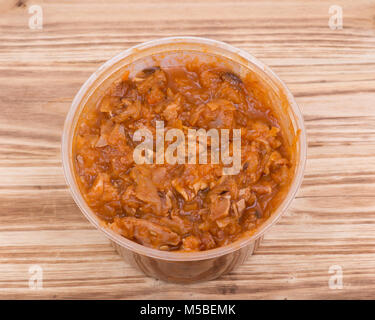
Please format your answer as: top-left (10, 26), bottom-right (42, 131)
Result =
top-left (1, 0), bottom-right (375, 300)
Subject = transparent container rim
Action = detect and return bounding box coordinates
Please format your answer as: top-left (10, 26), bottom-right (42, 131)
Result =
top-left (61, 36), bottom-right (307, 262)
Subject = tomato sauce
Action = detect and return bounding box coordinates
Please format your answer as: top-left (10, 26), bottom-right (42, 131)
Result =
top-left (73, 57), bottom-right (293, 251)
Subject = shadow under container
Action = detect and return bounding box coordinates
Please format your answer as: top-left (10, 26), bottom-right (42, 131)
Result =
top-left (62, 37), bottom-right (306, 283)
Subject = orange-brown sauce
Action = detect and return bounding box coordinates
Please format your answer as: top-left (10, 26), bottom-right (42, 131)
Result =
top-left (73, 58), bottom-right (293, 251)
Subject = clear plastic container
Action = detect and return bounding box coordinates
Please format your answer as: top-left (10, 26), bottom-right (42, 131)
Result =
top-left (62, 37), bottom-right (306, 283)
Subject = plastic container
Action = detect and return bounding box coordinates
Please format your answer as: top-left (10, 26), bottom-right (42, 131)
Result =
top-left (62, 37), bottom-right (306, 283)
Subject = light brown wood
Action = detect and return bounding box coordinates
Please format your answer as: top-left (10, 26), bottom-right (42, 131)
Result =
top-left (1, 0), bottom-right (375, 299)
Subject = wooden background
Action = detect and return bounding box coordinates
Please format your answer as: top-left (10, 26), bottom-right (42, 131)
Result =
top-left (0, 0), bottom-right (375, 299)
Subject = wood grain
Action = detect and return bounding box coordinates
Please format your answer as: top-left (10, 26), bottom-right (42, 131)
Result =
top-left (0, 0), bottom-right (375, 299)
